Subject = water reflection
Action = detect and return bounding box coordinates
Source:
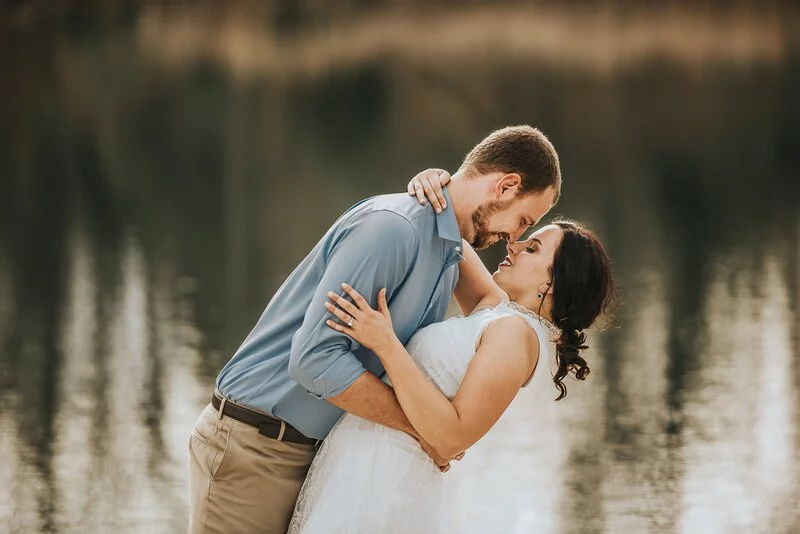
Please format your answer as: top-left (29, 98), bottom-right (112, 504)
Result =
top-left (679, 255), bottom-right (797, 533)
top-left (600, 266), bottom-right (674, 533)
top-left (2, 3), bottom-right (799, 533)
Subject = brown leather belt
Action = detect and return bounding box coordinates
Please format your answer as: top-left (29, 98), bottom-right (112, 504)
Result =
top-left (211, 393), bottom-right (319, 446)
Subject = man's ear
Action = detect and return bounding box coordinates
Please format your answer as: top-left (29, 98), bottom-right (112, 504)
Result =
top-left (494, 173), bottom-right (522, 198)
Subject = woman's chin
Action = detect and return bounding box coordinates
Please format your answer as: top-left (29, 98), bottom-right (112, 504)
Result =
top-left (492, 272), bottom-right (511, 294)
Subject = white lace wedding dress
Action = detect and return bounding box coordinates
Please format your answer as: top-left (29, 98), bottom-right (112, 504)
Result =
top-left (287, 300), bottom-right (556, 534)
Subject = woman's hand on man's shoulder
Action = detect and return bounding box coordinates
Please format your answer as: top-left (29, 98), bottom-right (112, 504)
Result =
top-left (407, 169), bottom-right (451, 213)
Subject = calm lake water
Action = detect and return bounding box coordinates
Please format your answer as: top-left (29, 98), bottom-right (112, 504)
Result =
top-left (1, 4), bottom-right (799, 533)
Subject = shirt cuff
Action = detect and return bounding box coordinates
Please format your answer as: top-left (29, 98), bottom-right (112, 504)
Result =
top-left (307, 356), bottom-right (368, 400)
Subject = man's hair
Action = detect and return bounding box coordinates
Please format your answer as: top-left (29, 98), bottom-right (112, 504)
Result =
top-left (461, 125), bottom-right (561, 200)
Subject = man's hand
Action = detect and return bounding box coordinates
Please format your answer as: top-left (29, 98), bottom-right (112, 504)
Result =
top-left (417, 436), bottom-right (465, 473)
top-left (407, 169), bottom-right (452, 213)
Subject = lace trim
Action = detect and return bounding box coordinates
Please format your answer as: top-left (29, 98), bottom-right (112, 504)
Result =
top-left (466, 301), bottom-right (500, 317)
top-left (500, 299), bottom-right (562, 339)
top-left (465, 298), bottom-right (561, 339)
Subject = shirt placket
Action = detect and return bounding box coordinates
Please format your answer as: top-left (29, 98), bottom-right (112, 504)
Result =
top-left (417, 243), bottom-right (463, 328)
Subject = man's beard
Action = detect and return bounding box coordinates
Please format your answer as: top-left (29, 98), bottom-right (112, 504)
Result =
top-left (469, 198), bottom-right (513, 249)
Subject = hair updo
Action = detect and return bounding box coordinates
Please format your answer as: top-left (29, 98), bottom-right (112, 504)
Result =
top-left (542, 219), bottom-right (616, 400)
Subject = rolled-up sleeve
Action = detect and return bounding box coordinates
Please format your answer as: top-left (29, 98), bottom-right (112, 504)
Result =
top-left (287, 210), bottom-right (419, 399)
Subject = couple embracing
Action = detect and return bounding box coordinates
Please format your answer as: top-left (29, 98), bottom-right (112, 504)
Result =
top-left (188, 126), bottom-right (616, 533)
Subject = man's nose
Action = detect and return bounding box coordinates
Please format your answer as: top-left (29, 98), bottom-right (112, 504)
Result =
top-left (507, 229), bottom-right (524, 243)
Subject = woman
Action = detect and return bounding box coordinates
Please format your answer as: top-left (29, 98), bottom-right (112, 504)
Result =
top-left (288, 178), bottom-right (616, 533)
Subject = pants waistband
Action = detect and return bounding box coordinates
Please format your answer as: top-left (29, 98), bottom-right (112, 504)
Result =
top-left (211, 391), bottom-right (319, 447)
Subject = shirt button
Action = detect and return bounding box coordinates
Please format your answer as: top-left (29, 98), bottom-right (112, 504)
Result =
top-left (455, 246), bottom-right (461, 252)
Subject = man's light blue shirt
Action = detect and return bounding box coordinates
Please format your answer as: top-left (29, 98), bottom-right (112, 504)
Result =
top-left (216, 189), bottom-right (463, 439)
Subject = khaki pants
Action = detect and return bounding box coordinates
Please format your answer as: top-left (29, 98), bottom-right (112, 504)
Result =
top-left (188, 402), bottom-right (317, 534)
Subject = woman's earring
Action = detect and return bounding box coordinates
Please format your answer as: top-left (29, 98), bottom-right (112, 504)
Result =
top-left (537, 292), bottom-right (543, 299)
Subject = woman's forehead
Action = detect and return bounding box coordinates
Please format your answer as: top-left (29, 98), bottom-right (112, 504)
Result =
top-left (528, 224), bottom-right (563, 244)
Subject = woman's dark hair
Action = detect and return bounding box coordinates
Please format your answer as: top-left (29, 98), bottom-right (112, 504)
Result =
top-left (543, 219), bottom-right (617, 400)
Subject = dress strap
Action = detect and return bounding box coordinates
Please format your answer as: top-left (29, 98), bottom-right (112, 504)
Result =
top-left (495, 302), bottom-right (557, 389)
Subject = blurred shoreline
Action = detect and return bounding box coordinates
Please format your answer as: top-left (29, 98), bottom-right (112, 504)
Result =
top-left (142, 4), bottom-right (797, 77)
top-left (6, 2), bottom-right (799, 76)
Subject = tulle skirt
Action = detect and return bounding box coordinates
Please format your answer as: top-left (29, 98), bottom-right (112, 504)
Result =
top-left (288, 413), bottom-right (452, 533)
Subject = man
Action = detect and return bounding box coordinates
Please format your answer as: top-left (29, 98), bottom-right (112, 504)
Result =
top-left (188, 125), bottom-right (562, 533)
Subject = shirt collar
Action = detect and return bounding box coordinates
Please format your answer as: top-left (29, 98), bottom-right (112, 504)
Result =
top-left (435, 187), bottom-right (462, 245)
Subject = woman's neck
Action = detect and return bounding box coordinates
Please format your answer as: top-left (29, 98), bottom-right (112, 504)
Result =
top-left (508, 292), bottom-right (554, 324)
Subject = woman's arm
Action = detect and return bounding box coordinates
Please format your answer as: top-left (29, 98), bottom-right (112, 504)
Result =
top-left (380, 315), bottom-right (538, 457)
top-left (453, 241), bottom-right (507, 315)
top-left (324, 285), bottom-right (539, 458)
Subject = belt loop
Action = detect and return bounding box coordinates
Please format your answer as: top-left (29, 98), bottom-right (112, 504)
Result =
top-left (218, 397), bottom-right (227, 420)
top-left (276, 420), bottom-right (286, 441)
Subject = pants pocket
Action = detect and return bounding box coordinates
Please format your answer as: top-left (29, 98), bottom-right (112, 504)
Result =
top-left (191, 428), bottom-right (209, 445)
top-left (191, 403), bottom-right (218, 444)
top-left (189, 404), bottom-right (230, 479)
top-left (209, 424), bottom-right (232, 480)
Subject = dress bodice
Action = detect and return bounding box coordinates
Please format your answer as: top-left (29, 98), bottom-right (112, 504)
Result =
top-left (397, 301), bottom-right (557, 399)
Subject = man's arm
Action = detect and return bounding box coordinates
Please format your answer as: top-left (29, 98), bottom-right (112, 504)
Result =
top-left (326, 372), bottom-right (415, 435)
top-left (287, 209), bottom-right (419, 434)
top-left (328, 372), bottom-right (456, 470)
top-left (329, 374), bottom-right (456, 469)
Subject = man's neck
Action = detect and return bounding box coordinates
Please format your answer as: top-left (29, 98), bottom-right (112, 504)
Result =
top-left (445, 171), bottom-right (479, 239)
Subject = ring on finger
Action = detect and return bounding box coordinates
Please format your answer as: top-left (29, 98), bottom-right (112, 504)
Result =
top-left (346, 317), bottom-right (355, 327)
